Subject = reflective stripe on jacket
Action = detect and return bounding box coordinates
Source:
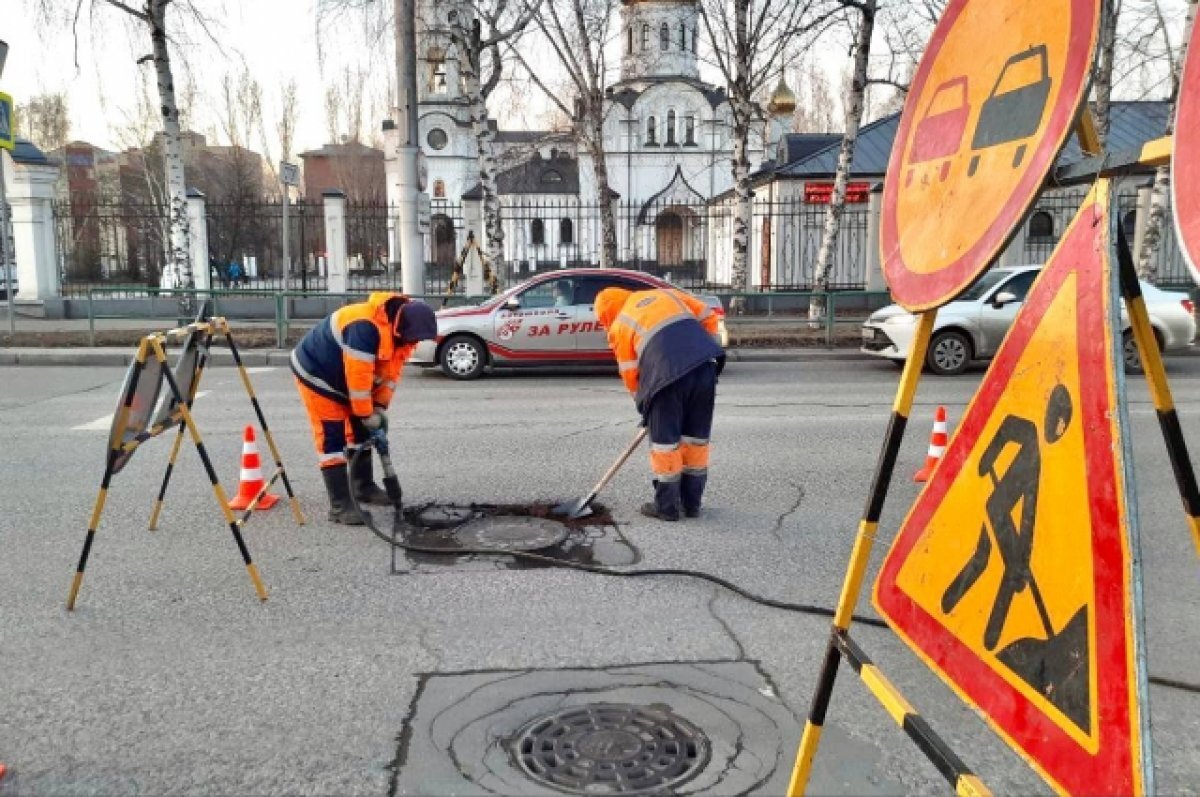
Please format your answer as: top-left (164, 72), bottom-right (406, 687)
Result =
top-left (606, 289), bottom-right (723, 406)
top-left (291, 292), bottom-right (412, 416)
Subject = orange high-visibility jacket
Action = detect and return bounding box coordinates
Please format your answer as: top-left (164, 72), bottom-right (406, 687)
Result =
top-left (291, 292), bottom-right (417, 416)
top-left (595, 288), bottom-right (723, 406)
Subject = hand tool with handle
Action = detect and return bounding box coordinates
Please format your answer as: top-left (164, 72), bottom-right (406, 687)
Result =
top-left (553, 427), bottom-right (649, 519)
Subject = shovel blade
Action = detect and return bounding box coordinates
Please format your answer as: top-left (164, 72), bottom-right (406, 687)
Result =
top-left (552, 498), bottom-right (593, 519)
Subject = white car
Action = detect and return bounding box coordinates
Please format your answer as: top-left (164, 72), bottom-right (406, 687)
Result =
top-left (861, 265), bottom-right (1195, 375)
top-left (413, 268), bottom-right (728, 380)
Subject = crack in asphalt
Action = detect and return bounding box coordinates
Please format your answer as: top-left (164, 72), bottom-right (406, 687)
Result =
top-left (0, 379), bottom-right (121, 414)
top-left (771, 482), bottom-right (805, 543)
top-left (707, 588), bottom-right (747, 661)
top-left (553, 418), bottom-right (629, 441)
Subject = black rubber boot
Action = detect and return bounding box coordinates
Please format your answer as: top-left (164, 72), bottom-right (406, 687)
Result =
top-left (351, 454), bottom-right (392, 506)
top-left (640, 479), bottom-right (681, 521)
top-left (322, 464), bottom-right (370, 526)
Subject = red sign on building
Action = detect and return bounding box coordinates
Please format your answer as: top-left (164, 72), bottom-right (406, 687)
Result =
top-left (803, 181), bottom-right (871, 204)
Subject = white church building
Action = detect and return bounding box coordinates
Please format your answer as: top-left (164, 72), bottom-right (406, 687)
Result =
top-left (385, 0), bottom-right (794, 284)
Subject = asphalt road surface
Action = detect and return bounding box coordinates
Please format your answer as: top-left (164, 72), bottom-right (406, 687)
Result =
top-left (1, 356), bottom-right (1198, 795)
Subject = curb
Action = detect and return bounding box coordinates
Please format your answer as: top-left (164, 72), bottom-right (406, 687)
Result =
top-left (1, 347), bottom-right (873, 367)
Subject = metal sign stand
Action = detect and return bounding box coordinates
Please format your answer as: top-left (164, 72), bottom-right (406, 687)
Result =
top-left (66, 317), bottom-right (306, 611)
top-left (786, 113), bottom-right (1200, 794)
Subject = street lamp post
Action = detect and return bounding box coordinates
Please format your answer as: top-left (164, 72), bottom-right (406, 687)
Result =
top-left (0, 39), bottom-right (14, 335)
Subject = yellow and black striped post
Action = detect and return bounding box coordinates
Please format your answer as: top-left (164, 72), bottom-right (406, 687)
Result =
top-left (788, 311), bottom-right (941, 794)
top-left (147, 343), bottom-right (211, 528)
top-left (222, 322), bottom-right (306, 526)
top-left (152, 338), bottom-right (269, 602)
top-left (67, 340), bottom-right (151, 611)
top-left (1117, 227), bottom-right (1200, 559)
top-left (833, 632), bottom-right (989, 796)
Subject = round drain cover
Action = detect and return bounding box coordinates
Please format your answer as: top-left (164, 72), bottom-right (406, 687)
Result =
top-left (512, 703), bottom-right (709, 795)
top-left (412, 504), bottom-right (476, 530)
top-left (454, 517), bottom-right (568, 552)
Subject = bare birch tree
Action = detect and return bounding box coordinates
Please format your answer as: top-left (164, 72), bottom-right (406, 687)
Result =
top-left (1130, 0), bottom-right (1197, 279)
top-left (442, 0), bottom-right (542, 278)
top-left (13, 93), bottom-right (71, 153)
top-left (512, 0), bottom-right (621, 267)
top-left (698, 0), bottom-right (832, 301)
top-left (809, 0), bottom-right (877, 322)
top-left (35, 0), bottom-right (219, 295)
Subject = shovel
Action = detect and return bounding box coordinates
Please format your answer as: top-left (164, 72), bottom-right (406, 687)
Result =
top-left (553, 427), bottom-right (649, 519)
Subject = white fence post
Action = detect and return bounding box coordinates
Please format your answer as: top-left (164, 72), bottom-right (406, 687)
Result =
top-left (187, 189), bottom-right (211, 292)
top-left (324, 190), bottom-right (348, 294)
top-left (6, 147), bottom-right (61, 300)
top-left (865, 183), bottom-right (886, 293)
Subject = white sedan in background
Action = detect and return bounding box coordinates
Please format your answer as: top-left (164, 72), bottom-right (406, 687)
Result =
top-left (861, 265), bottom-right (1195, 375)
top-left (413, 268), bottom-right (728, 380)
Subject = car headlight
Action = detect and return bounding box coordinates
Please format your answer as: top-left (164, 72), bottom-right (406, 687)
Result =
top-left (882, 314), bottom-right (917, 325)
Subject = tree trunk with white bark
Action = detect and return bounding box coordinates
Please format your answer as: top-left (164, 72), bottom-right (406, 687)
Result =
top-left (584, 97), bottom-right (618, 268)
top-left (1093, 0), bottom-right (1119, 148)
top-left (810, 0), bottom-right (875, 323)
top-left (458, 41), bottom-right (506, 283)
top-left (729, 101), bottom-right (753, 306)
top-left (1138, 0), bottom-right (1197, 280)
top-left (149, 0), bottom-right (192, 300)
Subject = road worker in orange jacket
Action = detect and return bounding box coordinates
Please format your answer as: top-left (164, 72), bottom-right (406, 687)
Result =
top-left (594, 287), bottom-right (724, 521)
top-left (291, 292), bottom-right (438, 525)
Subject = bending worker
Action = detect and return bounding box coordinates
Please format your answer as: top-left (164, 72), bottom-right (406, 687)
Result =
top-left (291, 292), bottom-right (438, 525)
top-left (594, 287), bottom-right (724, 521)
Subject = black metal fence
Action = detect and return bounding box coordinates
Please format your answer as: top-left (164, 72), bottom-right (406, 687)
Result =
top-left (54, 188), bottom-right (1195, 298)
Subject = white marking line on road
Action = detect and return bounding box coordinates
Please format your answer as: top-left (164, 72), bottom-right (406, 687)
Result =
top-left (244, 367), bottom-right (276, 374)
top-left (71, 391), bottom-right (210, 431)
top-left (72, 414), bottom-right (113, 431)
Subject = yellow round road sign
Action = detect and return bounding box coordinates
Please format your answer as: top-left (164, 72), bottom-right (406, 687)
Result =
top-left (881, 0), bottom-right (1100, 312)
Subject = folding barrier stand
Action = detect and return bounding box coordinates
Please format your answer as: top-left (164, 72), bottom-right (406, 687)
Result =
top-left (66, 315), bottom-right (306, 611)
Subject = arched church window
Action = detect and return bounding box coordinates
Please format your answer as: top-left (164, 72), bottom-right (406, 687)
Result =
top-left (684, 115), bottom-right (696, 145)
top-left (642, 24), bottom-right (650, 50)
top-left (1028, 211), bottom-right (1054, 239)
top-left (627, 26), bottom-right (633, 54)
top-left (660, 23), bottom-right (670, 50)
top-left (560, 218), bottom-right (574, 245)
top-left (679, 22), bottom-right (686, 50)
top-left (531, 218), bottom-right (545, 246)
top-left (666, 110), bottom-right (677, 145)
top-left (646, 116), bottom-right (658, 145)
top-left (692, 25), bottom-right (698, 53)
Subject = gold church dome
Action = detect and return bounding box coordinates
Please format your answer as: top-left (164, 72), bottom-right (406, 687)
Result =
top-left (768, 77), bottom-right (797, 115)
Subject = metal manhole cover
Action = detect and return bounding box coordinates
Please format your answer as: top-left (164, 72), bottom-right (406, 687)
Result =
top-left (413, 504), bottom-right (476, 530)
top-left (511, 703), bottom-right (710, 795)
top-left (453, 517), bottom-right (568, 552)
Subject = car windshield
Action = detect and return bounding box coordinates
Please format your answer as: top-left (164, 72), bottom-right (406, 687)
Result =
top-left (957, 270), bottom-right (1011, 302)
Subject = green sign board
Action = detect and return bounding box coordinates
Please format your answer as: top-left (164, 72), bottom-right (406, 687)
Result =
top-left (0, 92), bottom-right (13, 151)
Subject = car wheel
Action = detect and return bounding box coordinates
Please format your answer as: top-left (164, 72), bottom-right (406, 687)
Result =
top-left (439, 335), bottom-right (487, 380)
top-left (926, 330), bottom-right (972, 376)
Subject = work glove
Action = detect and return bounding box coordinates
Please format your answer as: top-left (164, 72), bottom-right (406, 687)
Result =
top-left (363, 410), bottom-right (387, 432)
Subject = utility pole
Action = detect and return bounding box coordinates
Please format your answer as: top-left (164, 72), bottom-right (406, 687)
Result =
top-left (0, 40), bottom-right (13, 335)
top-left (395, 0), bottom-right (426, 296)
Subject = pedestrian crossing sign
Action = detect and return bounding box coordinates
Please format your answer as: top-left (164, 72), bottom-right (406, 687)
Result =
top-left (0, 92), bottom-right (13, 151)
top-left (873, 179), bottom-right (1151, 795)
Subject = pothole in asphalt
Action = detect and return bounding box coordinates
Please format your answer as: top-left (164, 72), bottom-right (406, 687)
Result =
top-left (389, 502), bottom-right (640, 573)
top-left (390, 660), bottom-right (799, 796)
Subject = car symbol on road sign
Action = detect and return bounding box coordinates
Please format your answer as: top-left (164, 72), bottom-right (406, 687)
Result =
top-left (967, 45), bottom-right (1054, 177)
top-left (906, 76), bottom-right (971, 188)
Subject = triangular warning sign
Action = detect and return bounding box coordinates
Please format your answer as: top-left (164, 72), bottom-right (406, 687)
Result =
top-left (874, 180), bottom-right (1150, 795)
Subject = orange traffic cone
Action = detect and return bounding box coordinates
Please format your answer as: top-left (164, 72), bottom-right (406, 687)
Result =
top-left (914, 406), bottom-right (949, 483)
top-left (229, 425), bottom-right (279, 511)
top-left (0, 763), bottom-right (7, 780)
